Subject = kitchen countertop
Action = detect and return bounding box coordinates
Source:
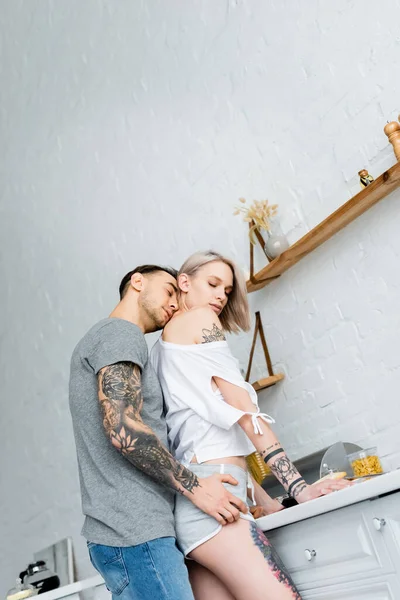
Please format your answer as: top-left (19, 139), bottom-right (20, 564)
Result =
top-left (20, 471), bottom-right (400, 599)
top-left (35, 575), bottom-right (104, 600)
top-left (256, 468), bottom-right (400, 532)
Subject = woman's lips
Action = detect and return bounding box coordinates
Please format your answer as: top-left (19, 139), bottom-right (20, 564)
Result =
top-left (209, 304), bottom-right (222, 313)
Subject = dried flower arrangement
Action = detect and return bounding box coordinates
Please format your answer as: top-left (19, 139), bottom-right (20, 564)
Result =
top-left (234, 198), bottom-right (278, 244)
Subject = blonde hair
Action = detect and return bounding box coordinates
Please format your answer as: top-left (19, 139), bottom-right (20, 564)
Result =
top-left (178, 251), bottom-right (250, 333)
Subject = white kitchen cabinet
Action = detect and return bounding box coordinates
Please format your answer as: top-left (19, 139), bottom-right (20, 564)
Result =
top-left (267, 501), bottom-right (393, 590)
top-left (263, 490), bottom-right (400, 597)
top-left (367, 493), bottom-right (400, 571)
top-left (302, 575), bottom-right (400, 599)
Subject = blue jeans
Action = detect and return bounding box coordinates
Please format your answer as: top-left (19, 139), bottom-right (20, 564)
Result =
top-left (87, 537), bottom-right (195, 600)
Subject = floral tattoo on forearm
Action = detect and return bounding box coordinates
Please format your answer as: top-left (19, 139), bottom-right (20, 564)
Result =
top-left (98, 362), bottom-right (200, 495)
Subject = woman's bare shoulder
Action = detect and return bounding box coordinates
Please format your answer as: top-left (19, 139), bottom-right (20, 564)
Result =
top-left (163, 307), bottom-right (224, 344)
top-left (186, 307), bottom-right (225, 344)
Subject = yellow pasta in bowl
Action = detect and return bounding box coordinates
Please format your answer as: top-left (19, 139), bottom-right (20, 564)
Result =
top-left (347, 447), bottom-right (383, 477)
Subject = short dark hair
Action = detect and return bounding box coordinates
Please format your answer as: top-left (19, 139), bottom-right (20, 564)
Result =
top-left (119, 264), bottom-right (178, 299)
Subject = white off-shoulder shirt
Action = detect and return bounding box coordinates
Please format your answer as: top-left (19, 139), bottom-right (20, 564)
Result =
top-left (150, 338), bottom-right (275, 465)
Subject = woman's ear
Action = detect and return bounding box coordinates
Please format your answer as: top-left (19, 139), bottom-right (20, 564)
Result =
top-left (178, 273), bottom-right (190, 293)
top-left (130, 272), bottom-right (144, 292)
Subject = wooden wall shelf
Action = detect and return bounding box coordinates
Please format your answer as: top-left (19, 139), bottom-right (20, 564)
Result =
top-left (252, 373), bottom-right (285, 392)
top-left (247, 161), bottom-right (400, 293)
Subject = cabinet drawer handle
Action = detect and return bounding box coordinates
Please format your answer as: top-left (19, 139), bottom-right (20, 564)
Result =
top-left (304, 549), bottom-right (317, 561)
top-left (373, 517), bottom-right (386, 531)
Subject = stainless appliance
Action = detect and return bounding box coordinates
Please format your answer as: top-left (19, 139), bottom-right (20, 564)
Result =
top-left (19, 561), bottom-right (60, 594)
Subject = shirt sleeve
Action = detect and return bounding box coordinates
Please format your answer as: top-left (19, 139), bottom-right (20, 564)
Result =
top-left (87, 320), bottom-right (148, 374)
top-left (165, 345), bottom-right (274, 431)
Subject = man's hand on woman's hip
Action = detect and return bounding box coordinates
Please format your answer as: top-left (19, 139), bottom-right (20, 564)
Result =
top-left (186, 473), bottom-right (248, 525)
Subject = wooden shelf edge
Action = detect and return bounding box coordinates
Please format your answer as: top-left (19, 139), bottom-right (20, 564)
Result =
top-left (247, 161), bottom-right (400, 293)
top-left (251, 373), bottom-right (285, 391)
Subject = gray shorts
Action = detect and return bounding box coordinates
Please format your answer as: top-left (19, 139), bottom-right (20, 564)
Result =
top-left (175, 463), bottom-right (255, 557)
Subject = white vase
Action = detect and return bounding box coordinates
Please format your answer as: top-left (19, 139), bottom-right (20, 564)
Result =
top-left (264, 222), bottom-right (289, 260)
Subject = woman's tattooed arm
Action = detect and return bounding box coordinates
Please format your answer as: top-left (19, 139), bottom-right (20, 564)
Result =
top-left (263, 448), bottom-right (306, 499)
top-left (98, 362), bottom-right (200, 495)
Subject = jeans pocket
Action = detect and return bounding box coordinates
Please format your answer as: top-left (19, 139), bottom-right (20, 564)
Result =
top-left (88, 544), bottom-right (129, 595)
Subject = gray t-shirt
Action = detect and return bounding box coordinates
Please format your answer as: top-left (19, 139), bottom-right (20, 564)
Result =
top-left (69, 318), bottom-right (175, 546)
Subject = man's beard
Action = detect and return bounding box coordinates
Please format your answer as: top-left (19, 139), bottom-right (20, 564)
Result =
top-left (140, 292), bottom-right (165, 331)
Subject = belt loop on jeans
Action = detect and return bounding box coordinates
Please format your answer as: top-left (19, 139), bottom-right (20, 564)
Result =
top-left (220, 464), bottom-right (225, 474)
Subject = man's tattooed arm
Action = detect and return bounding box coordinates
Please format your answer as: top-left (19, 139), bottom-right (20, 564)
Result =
top-left (98, 361), bottom-right (200, 495)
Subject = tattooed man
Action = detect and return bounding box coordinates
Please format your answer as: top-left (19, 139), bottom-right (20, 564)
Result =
top-left (69, 265), bottom-right (248, 599)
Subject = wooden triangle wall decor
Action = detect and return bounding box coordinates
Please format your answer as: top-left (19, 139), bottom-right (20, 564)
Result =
top-left (245, 311), bottom-right (284, 392)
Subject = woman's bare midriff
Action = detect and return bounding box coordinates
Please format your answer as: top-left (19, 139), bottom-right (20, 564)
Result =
top-left (190, 455), bottom-right (247, 471)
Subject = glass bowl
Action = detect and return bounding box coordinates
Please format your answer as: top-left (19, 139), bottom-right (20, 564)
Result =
top-left (347, 446), bottom-right (383, 477)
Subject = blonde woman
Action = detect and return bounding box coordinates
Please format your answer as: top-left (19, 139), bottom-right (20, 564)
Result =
top-left (150, 251), bottom-right (350, 600)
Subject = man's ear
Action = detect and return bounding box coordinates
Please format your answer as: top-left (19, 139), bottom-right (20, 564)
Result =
top-left (178, 273), bottom-right (190, 293)
top-left (130, 272), bottom-right (144, 292)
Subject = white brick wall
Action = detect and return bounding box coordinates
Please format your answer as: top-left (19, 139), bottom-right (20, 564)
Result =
top-left (1, 0), bottom-right (400, 593)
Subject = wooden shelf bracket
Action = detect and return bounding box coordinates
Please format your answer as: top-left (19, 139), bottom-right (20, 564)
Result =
top-left (245, 311), bottom-right (284, 391)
